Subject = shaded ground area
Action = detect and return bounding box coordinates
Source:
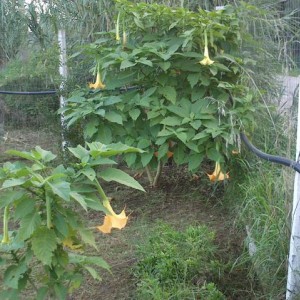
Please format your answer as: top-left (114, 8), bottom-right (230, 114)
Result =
top-left (72, 166), bottom-right (262, 300)
top-left (0, 128), bottom-right (61, 162)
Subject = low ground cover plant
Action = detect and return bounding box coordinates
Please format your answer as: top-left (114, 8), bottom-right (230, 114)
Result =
top-left (133, 222), bottom-right (225, 299)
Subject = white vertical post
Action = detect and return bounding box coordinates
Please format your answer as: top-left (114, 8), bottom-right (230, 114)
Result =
top-left (58, 29), bottom-right (68, 150)
top-left (286, 76), bottom-right (300, 299)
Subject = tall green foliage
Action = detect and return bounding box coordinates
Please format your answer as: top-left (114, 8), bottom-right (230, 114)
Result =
top-left (62, 2), bottom-right (255, 186)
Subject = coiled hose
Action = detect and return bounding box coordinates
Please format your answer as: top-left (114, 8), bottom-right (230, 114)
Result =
top-left (240, 132), bottom-right (300, 173)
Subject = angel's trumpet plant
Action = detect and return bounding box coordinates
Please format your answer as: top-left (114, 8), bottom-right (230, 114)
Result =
top-left (97, 198), bottom-right (128, 234)
top-left (199, 30), bottom-right (214, 66)
top-left (207, 162), bottom-right (229, 182)
top-left (89, 71), bottom-right (106, 89)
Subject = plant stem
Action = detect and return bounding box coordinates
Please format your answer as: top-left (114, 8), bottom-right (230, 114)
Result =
top-left (152, 160), bottom-right (162, 188)
top-left (2, 206), bottom-right (10, 244)
top-left (145, 165), bottom-right (153, 186)
top-left (94, 179), bottom-right (109, 201)
top-left (45, 191), bottom-right (52, 229)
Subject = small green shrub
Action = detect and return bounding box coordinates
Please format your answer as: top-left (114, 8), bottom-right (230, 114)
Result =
top-left (133, 223), bottom-right (225, 299)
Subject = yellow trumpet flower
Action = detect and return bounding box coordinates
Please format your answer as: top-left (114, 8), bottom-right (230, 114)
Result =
top-left (116, 12), bottom-right (121, 41)
top-left (199, 30), bottom-right (214, 66)
top-left (207, 162), bottom-right (229, 182)
top-left (89, 72), bottom-right (106, 89)
top-left (97, 199), bottom-right (128, 234)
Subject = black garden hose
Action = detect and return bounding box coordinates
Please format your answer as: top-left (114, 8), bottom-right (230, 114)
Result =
top-left (0, 85), bottom-right (140, 96)
top-left (0, 90), bottom-right (57, 95)
top-left (240, 132), bottom-right (300, 173)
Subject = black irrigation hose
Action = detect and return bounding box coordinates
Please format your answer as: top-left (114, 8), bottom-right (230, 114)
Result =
top-left (0, 90), bottom-right (57, 95)
top-left (240, 132), bottom-right (300, 173)
top-left (0, 85), bottom-right (140, 96)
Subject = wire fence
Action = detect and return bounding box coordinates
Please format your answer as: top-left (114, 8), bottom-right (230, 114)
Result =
top-left (0, 0), bottom-right (299, 161)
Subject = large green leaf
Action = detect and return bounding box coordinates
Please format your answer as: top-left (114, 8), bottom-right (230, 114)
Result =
top-left (70, 192), bottom-right (88, 211)
top-left (78, 168), bottom-right (96, 182)
top-left (99, 168), bottom-right (145, 192)
top-left (68, 253), bottom-right (110, 271)
top-left (47, 181), bottom-right (71, 201)
top-left (158, 86), bottom-right (177, 104)
top-left (32, 147), bottom-right (56, 163)
top-left (31, 227), bottom-right (57, 266)
top-left (14, 197), bottom-right (36, 220)
top-left (3, 261), bottom-right (27, 289)
top-left (105, 111), bottom-right (123, 125)
top-left (0, 190), bottom-right (24, 208)
top-left (2, 178), bottom-right (27, 189)
top-left (87, 142), bottom-right (143, 157)
top-left (16, 211), bottom-right (41, 241)
top-left (68, 145), bottom-right (89, 161)
top-left (188, 153), bottom-right (204, 172)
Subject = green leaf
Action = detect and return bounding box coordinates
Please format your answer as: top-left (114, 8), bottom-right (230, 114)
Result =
top-left (120, 60), bottom-right (136, 70)
top-left (84, 197), bottom-right (106, 211)
top-left (14, 198), bottom-right (35, 220)
top-left (99, 168), bottom-right (145, 192)
top-left (53, 213), bottom-right (69, 237)
top-left (47, 181), bottom-right (70, 201)
top-left (79, 168), bottom-right (96, 182)
top-left (157, 143), bottom-right (169, 160)
top-left (158, 86), bottom-right (177, 104)
top-left (157, 62), bottom-right (171, 71)
top-left (0, 191), bottom-right (24, 208)
top-left (137, 58), bottom-right (153, 67)
top-left (187, 73), bottom-right (201, 88)
top-left (68, 145), bottom-right (89, 161)
top-left (96, 126), bottom-right (112, 144)
top-left (190, 120), bottom-right (202, 130)
top-left (173, 144), bottom-right (186, 165)
top-left (129, 109), bottom-right (141, 121)
top-left (137, 139), bottom-right (151, 149)
top-left (141, 152), bottom-right (153, 167)
top-left (188, 153), bottom-right (204, 172)
top-left (68, 253), bottom-right (110, 270)
top-left (161, 116), bottom-right (182, 126)
top-left (5, 149), bottom-right (35, 162)
top-left (2, 178), bottom-right (27, 189)
top-left (207, 148), bottom-right (224, 162)
top-left (77, 227), bottom-right (97, 249)
top-left (70, 192), bottom-right (88, 211)
top-left (87, 142), bottom-right (143, 157)
top-left (37, 287), bottom-right (48, 300)
top-left (17, 211), bottom-right (41, 241)
top-left (104, 111), bottom-right (123, 125)
top-left (192, 131), bottom-right (209, 141)
top-left (33, 147), bottom-right (56, 162)
top-left (84, 119), bottom-right (99, 139)
top-left (84, 266), bottom-right (101, 280)
top-left (31, 227), bottom-right (57, 265)
top-left (124, 153), bottom-right (137, 167)
top-left (54, 283), bottom-right (67, 300)
top-left (4, 262), bottom-right (27, 289)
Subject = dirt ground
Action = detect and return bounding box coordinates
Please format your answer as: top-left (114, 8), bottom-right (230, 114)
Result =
top-left (70, 165), bottom-right (262, 300)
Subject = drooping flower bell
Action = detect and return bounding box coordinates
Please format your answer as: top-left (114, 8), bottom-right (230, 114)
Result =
top-left (199, 30), bottom-right (214, 66)
top-left (116, 12), bottom-right (121, 42)
top-left (89, 71), bottom-right (106, 89)
top-left (207, 162), bottom-right (229, 182)
top-left (97, 199), bottom-right (128, 234)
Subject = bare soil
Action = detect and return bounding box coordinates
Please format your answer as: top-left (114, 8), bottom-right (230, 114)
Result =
top-left (71, 165), bottom-right (262, 300)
